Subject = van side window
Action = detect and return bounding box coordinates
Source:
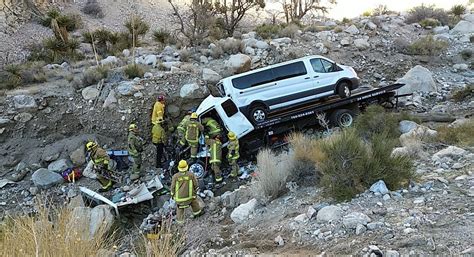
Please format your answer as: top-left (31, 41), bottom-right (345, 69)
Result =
top-left (321, 59), bottom-right (336, 72)
top-left (221, 99), bottom-right (238, 117)
top-left (272, 61), bottom-right (307, 80)
top-left (232, 70), bottom-right (274, 90)
top-left (310, 58), bottom-right (326, 73)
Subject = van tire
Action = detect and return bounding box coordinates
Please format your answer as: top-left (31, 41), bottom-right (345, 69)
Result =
top-left (330, 109), bottom-right (356, 128)
top-left (250, 104), bottom-right (267, 124)
top-left (337, 82), bottom-right (351, 98)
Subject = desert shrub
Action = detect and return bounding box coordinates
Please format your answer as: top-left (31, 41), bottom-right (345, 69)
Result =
top-left (124, 64), bottom-right (146, 79)
top-left (153, 29), bottom-right (171, 44)
top-left (333, 26), bottom-right (343, 33)
top-left (304, 25), bottom-right (332, 33)
top-left (0, 64), bottom-right (22, 89)
top-left (210, 45), bottom-right (224, 59)
top-left (0, 203), bottom-right (112, 256)
top-left (179, 49), bottom-right (191, 62)
top-left (251, 149), bottom-right (295, 202)
top-left (82, 0), bottom-right (104, 18)
top-left (124, 16), bottom-right (150, 46)
top-left (460, 49), bottom-right (473, 60)
top-left (419, 18), bottom-right (440, 28)
top-left (41, 9), bottom-right (82, 31)
top-left (373, 5), bottom-right (391, 16)
top-left (450, 4), bottom-right (466, 17)
top-left (19, 61), bottom-right (47, 84)
top-left (318, 129), bottom-right (413, 201)
top-left (451, 84), bottom-right (474, 102)
top-left (341, 17), bottom-right (351, 24)
top-left (232, 30), bottom-right (243, 39)
top-left (279, 23), bottom-right (299, 38)
top-left (362, 10), bottom-right (372, 17)
top-left (82, 28), bottom-right (118, 56)
top-left (82, 66), bottom-right (109, 86)
top-left (436, 119), bottom-right (474, 147)
top-left (133, 219), bottom-right (185, 256)
top-left (217, 39), bottom-right (242, 54)
top-left (256, 24), bottom-right (281, 39)
top-left (407, 35), bottom-right (448, 56)
top-left (288, 133), bottom-right (325, 163)
top-left (354, 105), bottom-right (400, 139)
top-left (40, 37), bottom-right (82, 63)
top-left (406, 4), bottom-right (449, 25)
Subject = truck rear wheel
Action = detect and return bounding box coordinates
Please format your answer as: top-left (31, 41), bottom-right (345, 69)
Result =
top-left (250, 104), bottom-right (267, 124)
top-left (337, 82), bottom-right (351, 98)
top-left (330, 109), bottom-right (356, 128)
top-left (189, 160), bottom-right (207, 179)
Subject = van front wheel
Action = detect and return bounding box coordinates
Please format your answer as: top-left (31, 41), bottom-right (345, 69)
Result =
top-left (250, 105), bottom-right (267, 123)
top-left (337, 82), bottom-right (351, 98)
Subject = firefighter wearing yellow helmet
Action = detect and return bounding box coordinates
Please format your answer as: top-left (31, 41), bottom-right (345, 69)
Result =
top-left (128, 123), bottom-right (145, 180)
top-left (185, 113), bottom-right (204, 159)
top-left (227, 131), bottom-right (240, 177)
top-left (171, 160), bottom-right (203, 224)
top-left (86, 141), bottom-right (116, 192)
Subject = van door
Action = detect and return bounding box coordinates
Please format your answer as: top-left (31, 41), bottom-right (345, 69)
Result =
top-left (231, 69), bottom-right (276, 108)
top-left (215, 98), bottom-right (254, 139)
top-left (309, 58), bottom-right (341, 96)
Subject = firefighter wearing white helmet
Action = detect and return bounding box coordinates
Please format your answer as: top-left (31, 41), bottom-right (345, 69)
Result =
top-left (128, 123), bottom-right (145, 180)
top-left (227, 131), bottom-right (240, 177)
top-left (171, 160), bottom-right (203, 224)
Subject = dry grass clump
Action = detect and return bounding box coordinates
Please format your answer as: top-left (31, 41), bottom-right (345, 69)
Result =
top-left (288, 133), bottom-right (325, 164)
top-left (406, 4), bottom-right (449, 25)
top-left (451, 84), bottom-right (473, 102)
top-left (255, 24), bottom-right (281, 39)
top-left (437, 119), bottom-right (474, 147)
top-left (217, 38), bottom-right (242, 55)
top-left (81, 0), bottom-right (104, 18)
top-left (82, 65), bottom-right (109, 86)
top-left (251, 149), bottom-right (295, 203)
top-left (124, 64), bottom-right (146, 79)
top-left (407, 35), bottom-right (448, 56)
top-left (279, 24), bottom-right (299, 38)
top-left (0, 62), bottom-right (47, 90)
top-left (0, 203), bottom-right (112, 256)
top-left (134, 219), bottom-right (185, 257)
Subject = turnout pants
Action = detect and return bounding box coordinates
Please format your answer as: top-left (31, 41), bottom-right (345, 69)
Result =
top-left (228, 159), bottom-right (239, 177)
top-left (176, 198), bottom-right (202, 224)
top-left (212, 163), bottom-right (222, 182)
top-left (130, 154), bottom-right (142, 178)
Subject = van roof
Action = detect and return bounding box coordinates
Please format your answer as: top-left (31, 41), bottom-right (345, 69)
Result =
top-left (222, 55), bottom-right (329, 82)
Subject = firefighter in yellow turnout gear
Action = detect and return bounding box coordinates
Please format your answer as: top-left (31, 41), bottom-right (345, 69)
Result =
top-left (86, 141), bottom-right (116, 192)
top-left (171, 160), bottom-right (203, 224)
top-left (202, 117), bottom-right (222, 138)
top-left (152, 118), bottom-right (167, 168)
top-left (227, 131), bottom-right (240, 177)
top-left (177, 111), bottom-right (192, 146)
top-left (128, 124), bottom-right (145, 180)
top-left (185, 113), bottom-right (204, 159)
top-left (208, 135), bottom-right (223, 183)
top-left (151, 95), bottom-right (165, 125)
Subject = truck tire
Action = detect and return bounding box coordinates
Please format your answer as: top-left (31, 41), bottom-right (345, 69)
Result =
top-left (337, 82), bottom-right (351, 98)
top-left (250, 104), bottom-right (267, 123)
top-left (189, 160), bottom-right (207, 179)
top-left (330, 109), bottom-right (356, 128)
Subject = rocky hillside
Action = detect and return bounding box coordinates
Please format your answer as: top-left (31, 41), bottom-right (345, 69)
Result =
top-left (0, 3), bottom-right (473, 256)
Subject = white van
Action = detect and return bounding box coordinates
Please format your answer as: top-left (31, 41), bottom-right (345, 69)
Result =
top-left (217, 55), bottom-right (359, 123)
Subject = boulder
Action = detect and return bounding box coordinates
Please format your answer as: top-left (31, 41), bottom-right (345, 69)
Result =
top-left (144, 54), bottom-right (158, 66)
top-left (0, 118), bottom-right (11, 127)
top-left (89, 205), bottom-right (114, 238)
top-left (179, 83), bottom-right (210, 99)
top-left (202, 68), bottom-right (222, 84)
top-left (342, 212), bottom-right (371, 229)
top-left (167, 104), bottom-right (181, 118)
top-left (230, 198), bottom-right (257, 223)
top-left (463, 13), bottom-right (474, 22)
top-left (385, 250), bottom-right (400, 257)
top-left (453, 63), bottom-right (469, 71)
top-left (316, 205), bottom-right (342, 223)
top-left (242, 38), bottom-right (257, 48)
top-left (122, 49), bottom-right (130, 57)
top-left (391, 147), bottom-right (411, 157)
top-left (354, 38), bottom-right (370, 50)
top-left (70, 147), bottom-right (86, 166)
top-left (366, 21), bottom-right (377, 30)
top-left (81, 86), bottom-right (100, 100)
top-left (433, 26), bottom-right (449, 34)
top-left (432, 146), bottom-right (467, 162)
top-left (161, 61), bottom-right (181, 70)
top-left (396, 65), bottom-right (437, 95)
top-left (226, 54), bottom-right (251, 74)
top-left (294, 213), bottom-right (308, 223)
top-left (103, 90), bottom-right (117, 108)
top-left (82, 160), bottom-right (97, 179)
top-left (48, 159), bottom-right (72, 173)
top-left (14, 112), bottom-right (33, 123)
top-left (399, 120), bottom-right (418, 134)
top-left (244, 46), bottom-right (255, 55)
top-left (340, 37), bottom-right (352, 46)
top-left (71, 205), bottom-right (114, 240)
top-left (370, 180), bottom-right (389, 195)
top-left (100, 56), bottom-right (118, 66)
top-left (345, 24), bottom-right (359, 35)
top-left (117, 81), bottom-right (137, 96)
top-left (199, 56), bottom-right (209, 64)
top-left (451, 20), bottom-right (474, 34)
top-left (255, 41), bottom-right (269, 49)
top-left (32, 168), bottom-right (64, 189)
top-left (13, 95), bottom-right (37, 110)
top-left (144, 72), bottom-right (153, 78)
top-left (400, 125), bottom-right (437, 147)
top-left (271, 37), bottom-right (292, 44)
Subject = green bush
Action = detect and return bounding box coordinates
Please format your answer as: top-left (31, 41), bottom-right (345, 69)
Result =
top-left (82, 66), bottom-right (109, 86)
top-left (406, 4), bottom-right (449, 25)
top-left (124, 64), bottom-right (145, 79)
top-left (450, 4), bottom-right (466, 17)
top-left (0, 62), bottom-right (48, 90)
top-left (81, 0), bottom-right (104, 18)
top-left (341, 18), bottom-right (351, 24)
top-left (153, 29), bottom-right (171, 44)
top-left (436, 119), bottom-right (474, 147)
top-left (279, 24), bottom-right (299, 38)
top-left (41, 9), bottom-right (82, 31)
top-left (451, 84), bottom-right (474, 102)
top-left (0, 65), bottom-right (22, 89)
top-left (362, 10), bottom-right (372, 17)
top-left (30, 37), bottom-right (82, 63)
top-left (407, 35), bottom-right (448, 56)
top-left (319, 129), bottom-right (413, 201)
top-left (124, 16), bottom-right (149, 47)
top-left (419, 18), bottom-right (440, 28)
top-left (354, 105), bottom-right (400, 139)
top-left (373, 5), bottom-right (391, 16)
top-left (256, 24), bottom-right (281, 39)
top-left (82, 29), bottom-right (118, 56)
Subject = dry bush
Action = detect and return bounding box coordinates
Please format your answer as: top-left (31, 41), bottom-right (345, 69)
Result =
top-left (255, 24), bottom-right (281, 39)
top-left (124, 16), bottom-right (150, 47)
top-left (0, 62), bottom-right (47, 89)
top-left (354, 105), bottom-right (400, 139)
top-left (0, 64), bottom-right (22, 89)
top-left (407, 35), bottom-right (448, 56)
top-left (82, 65), bottom-right (109, 86)
top-left (179, 49), bottom-right (191, 62)
top-left (41, 9), bottom-right (82, 31)
top-left (251, 149), bottom-right (295, 203)
top-left (288, 133), bottom-right (325, 164)
top-left (134, 219), bottom-right (185, 257)
top-left (210, 45), bottom-right (224, 59)
top-left (217, 38), bottom-right (242, 55)
top-left (437, 119), bottom-right (474, 147)
top-left (451, 84), bottom-right (474, 102)
top-left (406, 4), bottom-right (449, 25)
top-left (81, 0), bottom-right (104, 18)
top-left (124, 64), bottom-right (146, 78)
top-left (362, 10), bottom-right (372, 17)
top-left (0, 203), bottom-right (112, 256)
top-left (153, 29), bottom-right (172, 44)
top-left (419, 18), bottom-right (440, 28)
top-left (279, 24), bottom-right (299, 38)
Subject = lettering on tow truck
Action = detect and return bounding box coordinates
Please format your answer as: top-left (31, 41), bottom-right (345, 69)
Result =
top-left (357, 91), bottom-right (385, 101)
top-left (291, 110), bottom-right (315, 119)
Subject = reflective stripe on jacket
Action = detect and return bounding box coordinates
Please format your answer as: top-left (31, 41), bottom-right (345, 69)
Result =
top-left (203, 117), bottom-right (221, 135)
top-left (210, 139), bottom-right (222, 164)
top-left (177, 115), bottom-right (190, 134)
top-left (151, 101), bottom-right (165, 125)
top-left (152, 123), bottom-right (166, 144)
top-left (185, 120), bottom-right (203, 144)
top-left (227, 140), bottom-right (240, 160)
top-left (171, 171), bottom-right (198, 204)
top-left (91, 147), bottom-right (110, 166)
top-left (128, 132), bottom-right (144, 156)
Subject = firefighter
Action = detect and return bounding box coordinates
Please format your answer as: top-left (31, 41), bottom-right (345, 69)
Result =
top-left (185, 112), bottom-right (204, 159)
top-left (202, 117), bottom-right (222, 138)
top-left (177, 109), bottom-right (193, 146)
top-left (151, 95), bottom-right (165, 125)
top-left (152, 117), bottom-right (167, 168)
top-left (171, 160), bottom-right (203, 224)
top-left (86, 141), bottom-right (115, 192)
top-left (227, 131), bottom-right (240, 177)
top-left (128, 123), bottom-right (145, 180)
top-left (209, 134), bottom-right (223, 183)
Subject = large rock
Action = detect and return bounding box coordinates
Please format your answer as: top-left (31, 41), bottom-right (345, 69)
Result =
top-left (144, 55), bottom-right (158, 66)
top-left (255, 40), bottom-right (269, 49)
top-left (451, 20), bottom-right (474, 34)
top-left (32, 168), bottom-right (64, 189)
top-left (396, 65), bottom-right (437, 95)
top-left (242, 38), bottom-right (257, 48)
top-left (71, 205), bottom-right (114, 240)
top-left (345, 24), bottom-right (360, 35)
top-left (81, 86), bottom-right (100, 100)
top-left (0, 118), bottom-right (11, 127)
top-left (354, 38), bottom-right (370, 50)
top-left (100, 56), bottom-right (118, 66)
top-left (340, 37), bottom-right (352, 46)
top-left (90, 205), bottom-right (114, 238)
top-left (202, 68), bottom-right (222, 84)
top-left (103, 90), bottom-right (117, 108)
top-left (117, 81), bottom-right (137, 96)
top-left (226, 54), bottom-right (251, 74)
top-left (370, 180), bottom-right (389, 194)
top-left (48, 159), bottom-right (72, 173)
top-left (342, 212), bottom-right (371, 229)
top-left (13, 95), bottom-right (37, 110)
top-left (400, 125), bottom-right (437, 147)
top-left (167, 104), bottom-right (181, 118)
top-left (180, 83), bottom-right (210, 99)
top-left (14, 112), bottom-right (33, 123)
top-left (70, 147), bottom-right (86, 166)
top-left (433, 26), bottom-right (449, 34)
top-left (463, 13), bottom-right (474, 23)
top-left (271, 37), bottom-right (291, 44)
top-left (432, 146), bottom-right (468, 162)
top-left (316, 205), bottom-right (342, 223)
top-left (230, 198), bottom-right (257, 223)
top-left (399, 120), bottom-right (418, 134)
